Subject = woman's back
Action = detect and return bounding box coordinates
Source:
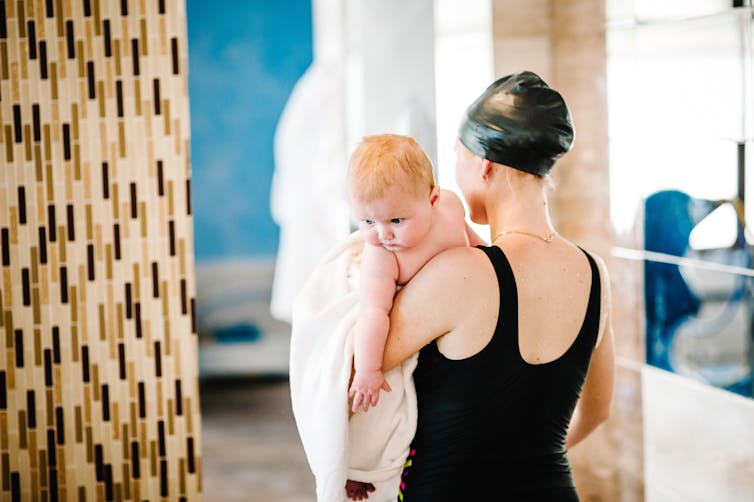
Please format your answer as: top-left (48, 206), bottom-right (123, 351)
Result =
top-left (383, 71), bottom-right (614, 501)
top-left (399, 243), bottom-right (601, 501)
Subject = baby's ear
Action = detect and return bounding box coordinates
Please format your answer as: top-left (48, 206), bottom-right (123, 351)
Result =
top-left (429, 186), bottom-right (441, 206)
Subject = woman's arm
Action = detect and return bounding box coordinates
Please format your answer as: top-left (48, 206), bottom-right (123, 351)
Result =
top-left (566, 253), bottom-right (615, 448)
top-left (382, 246), bottom-right (487, 372)
top-left (566, 315), bottom-right (614, 448)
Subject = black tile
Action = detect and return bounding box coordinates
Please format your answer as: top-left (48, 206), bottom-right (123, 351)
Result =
top-left (18, 187), bottom-right (26, 224)
top-left (135, 303), bottom-right (142, 338)
top-left (81, 345), bottom-right (90, 382)
top-left (44, 348), bottom-right (52, 386)
top-left (157, 160), bottom-right (164, 195)
top-left (152, 262), bottom-right (159, 298)
top-left (12, 105), bottom-right (21, 142)
top-left (87, 61), bottom-right (95, 99)
top-left (1, 228), bottom-right (9, 266)
top-left (130, 182), bottom-right (137, 218)
top-left (157, 420), bottom-right (166, 455)
top-left (66, 204), bottom-right (75, 241)
top-left (38, 226), bottom-right (47, 264)
top-left (171, 37), bottom-right (179, 74)
top-left (153, 78), bottom-right (161, 115)
top-left (62, 123), bottom-right (71, 160)
top-left (131, 442), bottom-right (140, 478)
top-left (102, 162), bottom-right (109, 199)
top-left (0, 371), bottom-right (5, 409)
top-left (118, 343), bottom-right (126, 379)
top-left (14, 329), bottom-right (23, 367)
top-left (113, 223), bottom-right (121, 260)
top-left (0, 1), bottom-right (6, 39)
top-left (27, 21), bottom-right (36, 59)
top-left (32, 104), bottom-right (41, 141)
top-left (116, 80), bottom-right (123, 117)
top-left (26, 390), bottom-right (36, 428)
top-left (60, 267), bottom-right (68, 303)
top-left (131, 39), bottom-right (139, 75)
top-left (154, 341), bottom-right (162, 377)
top-left (21, 268), bottom-right (30, 305)
top-left (39, 40), bottom-right (47, 79)
top-left (47, 204), bottom-right (56, 242)
top-left (55, 406), bottom-right (64, 444)
top-left (66, 20), bottom-right (75, 58)
top-left (86, 243), bottom-right (94, 280)
top-left (138, 382), bottom-right (145, 418)
top-left (103, 19), bottom-right (111, 57)
top-left (175, 380), bottom-right (183, 415)
top-left (102, 384), bottom-right (110, 421)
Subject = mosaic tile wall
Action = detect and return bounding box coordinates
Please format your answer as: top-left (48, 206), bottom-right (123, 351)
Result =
top-left (0, 0), bottom-right (201, 500)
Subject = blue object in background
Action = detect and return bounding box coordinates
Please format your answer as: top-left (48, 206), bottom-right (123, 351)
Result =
top-left (644, 190), bottom-right (752, 397)
top-left (644, 190), bottom-right (706, 371)
top-left (186, 0), bottom-right (313, 260)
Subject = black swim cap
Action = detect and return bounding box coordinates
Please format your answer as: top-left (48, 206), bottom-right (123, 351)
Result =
top-left (458, 71), bottom-right (575, 176)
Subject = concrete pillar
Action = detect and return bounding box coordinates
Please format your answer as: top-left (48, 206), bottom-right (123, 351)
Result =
top-left (344, 0), bottom-right (437, 164)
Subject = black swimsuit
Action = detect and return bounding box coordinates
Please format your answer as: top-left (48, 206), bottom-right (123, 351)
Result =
top-left (399, 245), bottom-right (601, 501)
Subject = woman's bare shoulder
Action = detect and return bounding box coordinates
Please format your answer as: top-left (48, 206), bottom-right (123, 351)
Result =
top-left (385, 245), bottom-right (495, 370)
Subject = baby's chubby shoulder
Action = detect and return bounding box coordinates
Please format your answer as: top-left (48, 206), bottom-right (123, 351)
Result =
top-left (418, 244), bottom-right (487, 279)
top-left (437, 188), bottom-right (465, 211)
top-left (433, 188), bottom-right (469, 234)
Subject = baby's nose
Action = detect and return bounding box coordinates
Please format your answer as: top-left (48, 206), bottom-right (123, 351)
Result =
top-left (379, 227), bottom-right (394, 241)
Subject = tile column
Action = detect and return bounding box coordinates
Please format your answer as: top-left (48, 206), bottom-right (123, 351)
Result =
top-left (0, 1), bottom-right (201, 499)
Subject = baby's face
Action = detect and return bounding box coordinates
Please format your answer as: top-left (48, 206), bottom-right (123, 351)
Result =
top-left (351, 185), bottom-right (435, 252)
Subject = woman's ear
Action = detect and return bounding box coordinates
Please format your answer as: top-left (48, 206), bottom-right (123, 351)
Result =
top-left (429, 186), bottom-right (441, 207)
top-left (480, 158), bottom-right (492, 181)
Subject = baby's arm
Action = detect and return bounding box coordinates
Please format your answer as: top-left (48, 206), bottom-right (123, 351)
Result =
top-left (439, 188), bottom-right (487, 246)
top-left (349, 244), bottom-right (398, 413)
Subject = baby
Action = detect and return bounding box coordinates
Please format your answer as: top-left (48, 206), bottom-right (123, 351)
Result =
top-left (346, 134), bottom-right (483, 414)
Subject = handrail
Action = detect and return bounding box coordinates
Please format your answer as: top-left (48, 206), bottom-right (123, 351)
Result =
top-left (612, 247), bottom-right (754, 278)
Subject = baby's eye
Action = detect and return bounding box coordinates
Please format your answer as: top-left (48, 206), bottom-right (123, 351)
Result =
top-left (391, 218), bottom-right (403, 224)
top-left (363, 219), bottom-right (375, 225)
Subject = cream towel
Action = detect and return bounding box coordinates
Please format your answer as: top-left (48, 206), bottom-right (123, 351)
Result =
top-left (290, 231), bottom-right (418, 502)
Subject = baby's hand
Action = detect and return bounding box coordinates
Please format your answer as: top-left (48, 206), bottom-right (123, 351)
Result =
top-left (345, 479), bottom-right (375, 500)
top-left (349, 370), bottom-right (391, 413)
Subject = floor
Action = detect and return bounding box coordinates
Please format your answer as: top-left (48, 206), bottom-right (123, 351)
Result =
top-left (200, 377), bottom-right (316, 502)
top-left (199, 370), bottom-right (647, 502)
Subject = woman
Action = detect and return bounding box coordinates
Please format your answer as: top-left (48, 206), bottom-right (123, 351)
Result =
top-left (382, 71), bottom-right (615, 500)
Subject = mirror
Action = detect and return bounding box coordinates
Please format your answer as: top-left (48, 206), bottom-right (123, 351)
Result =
top-left (607, 1), bottom-right (754, 398)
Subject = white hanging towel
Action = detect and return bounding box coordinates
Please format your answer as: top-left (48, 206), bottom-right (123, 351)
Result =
top-left (290, 231), bottom-right (418, 502)
top-left (270, 61), bottom-right (351, 323)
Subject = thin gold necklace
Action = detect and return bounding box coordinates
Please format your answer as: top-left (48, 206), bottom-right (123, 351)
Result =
top-left (493, 230), bottom-right (556, 243)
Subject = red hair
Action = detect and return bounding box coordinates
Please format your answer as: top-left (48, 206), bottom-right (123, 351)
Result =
top-left (347, 134), bottom-right (435, 202)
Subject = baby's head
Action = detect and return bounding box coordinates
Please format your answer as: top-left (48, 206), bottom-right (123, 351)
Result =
top-left (347, 134), bottom-right (435, 202)
top-left (346, 134), bottom-right (439, 251)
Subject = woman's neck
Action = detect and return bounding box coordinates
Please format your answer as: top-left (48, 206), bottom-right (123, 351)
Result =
top-left (487, 183), bottom-right (554, 240)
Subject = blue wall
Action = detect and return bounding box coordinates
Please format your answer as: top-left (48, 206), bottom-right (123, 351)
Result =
top-left (187, 1), bottom-right (313, 260)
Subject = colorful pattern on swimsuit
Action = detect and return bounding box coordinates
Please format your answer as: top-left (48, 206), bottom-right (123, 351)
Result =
top-left (397, 448), bottom-right (416, 501)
